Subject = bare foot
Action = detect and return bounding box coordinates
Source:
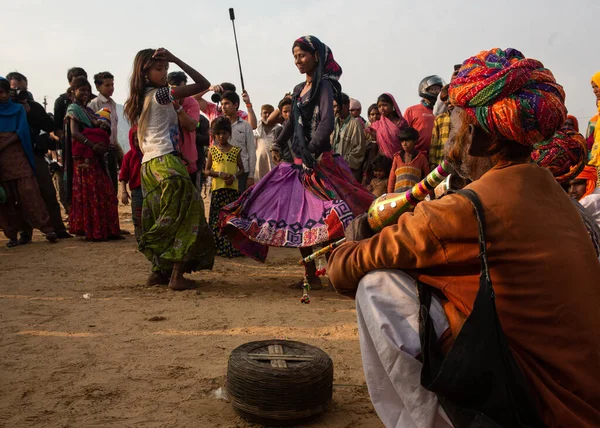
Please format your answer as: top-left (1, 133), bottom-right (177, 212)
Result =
top-left (168, 277), bottom-right (197, 291)
top-left (146, 272), bottom-right (169, 287)
top-left (289, 276), bottom-right (323, 290)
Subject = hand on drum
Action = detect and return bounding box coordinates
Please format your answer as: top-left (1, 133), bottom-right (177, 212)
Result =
top-left (344, 213), bottom-right (373, 242)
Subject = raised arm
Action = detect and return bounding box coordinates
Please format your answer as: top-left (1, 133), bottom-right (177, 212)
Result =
top-left (153, 48), bottom-right (211, 99)
top-left (242, 91), bottom-right (257, 130)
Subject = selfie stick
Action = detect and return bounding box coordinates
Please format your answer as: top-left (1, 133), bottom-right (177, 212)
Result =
top-left (229, 8), bottom-right (245, 92)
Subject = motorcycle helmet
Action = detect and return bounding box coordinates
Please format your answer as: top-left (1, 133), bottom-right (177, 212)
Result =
top-left (419, 75), bottom-right (444, 102)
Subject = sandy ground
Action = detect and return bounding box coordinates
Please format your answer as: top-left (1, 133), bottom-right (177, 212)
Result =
top-left (0, 199), bottom-right (383, 428)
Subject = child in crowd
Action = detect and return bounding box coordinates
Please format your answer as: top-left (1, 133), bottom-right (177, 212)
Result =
top-left (367, 155), bottom-right (392, 197)
top-left (119, 125), bottom-right (143, 241)
top-left (361, 103), bottom-right (382, 185)
top-left (205, 117), bottom-right (244, 257)
top-left (388, 127), bottom-right (430, 194)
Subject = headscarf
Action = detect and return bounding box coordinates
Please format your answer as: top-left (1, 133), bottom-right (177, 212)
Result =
top-left (450, 48), bottom-right (567, 147)
top-left (349, 99), bottom-right (361, 111)
top-left (576, 166), bottom-right (598, 200)
top-left (566, 115), bottom-right (579, 132)
top-left (588, 71), bottom-right (600, 166)
top-left (291, 35), bottom-right (342, 167)
top-left (531, 127), bottom-right (587, 184)
top-left (0, 78), bottom-right (35, 171)
top-left (367, 93), bottom-right (408, 159)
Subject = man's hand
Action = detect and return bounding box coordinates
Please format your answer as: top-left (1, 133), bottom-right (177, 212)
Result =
top-left (344, 213), bottom-right (374, 242)
top-left (242, 91), bottom-right (251, 105)
top-left (210, 85), bottom-right (224, 94)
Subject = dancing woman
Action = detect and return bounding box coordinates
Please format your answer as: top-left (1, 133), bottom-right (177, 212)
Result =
top-left (124, 48), bottom-right (215, 290)
top-left (220, 36), bottom-right (374, 289)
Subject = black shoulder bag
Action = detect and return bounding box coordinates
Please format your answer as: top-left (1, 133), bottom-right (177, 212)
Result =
top-left (417, 189), bottom-right (545, 427)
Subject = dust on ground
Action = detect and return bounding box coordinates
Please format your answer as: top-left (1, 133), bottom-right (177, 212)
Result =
top-left (0, 202), bottom-right (382, 428)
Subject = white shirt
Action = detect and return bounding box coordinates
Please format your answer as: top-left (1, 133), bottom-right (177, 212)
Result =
top-left (231, 117), bottom-right (256, 179)
top-left (88, 94), bottom-right (118, 148)
top-left (580, 188), bottom-right (600, 228)
top-left (139, 88), bottom-right (179, 164)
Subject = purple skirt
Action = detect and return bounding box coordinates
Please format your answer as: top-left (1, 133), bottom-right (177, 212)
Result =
top-left (220, 153), bottom-right (374, 262)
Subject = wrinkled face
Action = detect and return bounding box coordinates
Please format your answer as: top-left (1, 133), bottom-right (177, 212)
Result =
top-left (74, 85), bottom-right (91, 104)
top-left (147, 61), bottom-right (169, 87)
top-left (293, 46), bottom-right (317, 75)
top-left (400, 139), bottom-right (416, 153)
top-left (281, 104), bottom-right (292, 121)
top-left (592, 82), bottom-right (600, 102)
top-left (261, 108), bottom-right (273, 123)
top-left (97, 78), bottom-right (114, 98)
top-left (214, 130), bottom-right (231, 146)
top-left (445, 107), bottom-right (478, 180)
top-left (368, 109), bottom-right (381, 123)
top-left (377, 101), bottom-right (394, 118)
top-left (0, 87), bottom-right (9, 104)
top-left (349, 107), bottom-right (361, 118)
top-left (568, 179), bottom-right (587, 200)
top-left (221, 99), bottom-right (238, 116)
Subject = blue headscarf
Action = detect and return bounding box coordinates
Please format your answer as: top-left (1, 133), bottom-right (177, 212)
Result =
top-left (0, 77), bottom-right (35, 171)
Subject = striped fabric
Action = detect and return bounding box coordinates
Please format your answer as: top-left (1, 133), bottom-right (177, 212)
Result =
top-left (393, 165), bottom-right (422, 193)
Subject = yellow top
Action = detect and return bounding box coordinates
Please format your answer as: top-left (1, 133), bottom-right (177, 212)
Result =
top-left (210, 145), bottom-right (241, 191)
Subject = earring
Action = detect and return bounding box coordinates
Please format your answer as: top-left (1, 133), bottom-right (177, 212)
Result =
top-left (144, 76), bottom-right (150, 84)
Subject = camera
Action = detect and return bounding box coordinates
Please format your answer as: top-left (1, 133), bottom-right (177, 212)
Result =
top-left (211, 92), bottom-right (222, 103)
top-left (10, 88), bottom-right (33, 103)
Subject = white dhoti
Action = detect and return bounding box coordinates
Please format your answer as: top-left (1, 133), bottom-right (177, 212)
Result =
top-left (356, 269), bottom-right (453, 428)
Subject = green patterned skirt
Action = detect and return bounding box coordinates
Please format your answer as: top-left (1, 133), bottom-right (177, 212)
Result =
top-left (139, 154), bottom-right (215, 273)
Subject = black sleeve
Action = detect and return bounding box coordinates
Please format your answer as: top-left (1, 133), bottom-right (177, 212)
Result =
top-left (54, 95), bottom-right (67, 130)
top-left (30, 101), bottom-right (55, 133)
top-left (307, 80), bottom-right (334, 154)
top-left (196, 115), bottom-right (210, 148)
top-left (273, 116), bottom-right (294, 146)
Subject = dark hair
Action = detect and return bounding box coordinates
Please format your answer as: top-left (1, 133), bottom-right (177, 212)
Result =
top-left (221, 82), bottom-right (236, 92)
top-left (211, 116), bottom-right (232, 135)
top-left (167, 71), bottom-right (187, 86)
top-left (398, 127), bottom-right (419, 142)
top-left (71, 76), bottom-right (92, 92)
top-left (367, 103), bottom-right (378, 115)
top-left (67, 67), bottom-right (87, 83)
top-left (0, 79), bottom-right (10, 92)
top-left (371, 155), bottom-right (392, 174)
top-left (6, 72), bottom-right (27, 84)
top-left (221, 91), bottom-right (240, 109)
top-left (278, 97), bottom-right (293, 110)
top-left (339, 92), bottom-right (350, 106)
top-left (292, 40), bottom-right (316, 55)
top-left (398, 127), bottom-right (419, 143)
top-left (377, 93), bottom-right (394, 105)
top-left (261, 104), bottom-right (275, 112)
top-left (124, 48), bottom-right (157, 125)
top-left (440, 85), bottom-right (450, 102)
top-left (93, 71), bottom-right (114, 87)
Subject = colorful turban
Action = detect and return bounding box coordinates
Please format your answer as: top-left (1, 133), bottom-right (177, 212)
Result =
top-left (566, 115), bottom-right (579, 132)
top-left (531, 128), bottom-right (587, 184)
top-left (592, 71), bottom-right (600, 88)
top-left (576, 166), bottom-right (598, 200)
top-left (449, 48), bottom-right (567, 147)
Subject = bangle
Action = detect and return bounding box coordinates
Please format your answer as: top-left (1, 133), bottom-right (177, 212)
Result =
top-left (84, 138), bottom-right (90, 147)
top-left (245, 103), bottom-right (252, 108)
top-left (176, 106), bottom-right (183, 113)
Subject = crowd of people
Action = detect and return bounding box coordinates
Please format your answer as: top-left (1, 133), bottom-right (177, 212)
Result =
top-left (1, 37), bottom-right (600, 426)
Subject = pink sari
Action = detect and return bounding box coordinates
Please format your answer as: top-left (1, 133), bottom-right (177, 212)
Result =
top-left (366, 93), bottom-right (408, 159)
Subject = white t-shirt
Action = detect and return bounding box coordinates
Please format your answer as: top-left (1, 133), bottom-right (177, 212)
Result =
top-left (140, 87), bottom-right (179, 164)
top-left (580, 188), bottom-right (600, 228)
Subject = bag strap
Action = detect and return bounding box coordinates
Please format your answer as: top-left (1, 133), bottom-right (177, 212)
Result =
top-left (456, 189), bottom-right (494, 299)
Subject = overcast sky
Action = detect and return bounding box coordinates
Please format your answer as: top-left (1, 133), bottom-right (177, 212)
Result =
top-left (6, 0), bottom-right (600, 128)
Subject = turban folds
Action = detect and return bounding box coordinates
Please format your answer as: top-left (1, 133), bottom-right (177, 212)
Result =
top-left (449, 48), bottom-right (567, 146)
top-left (531, 128), bottom-right (587, 184)
top-left (576, 166), bottom-right (598, 200)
